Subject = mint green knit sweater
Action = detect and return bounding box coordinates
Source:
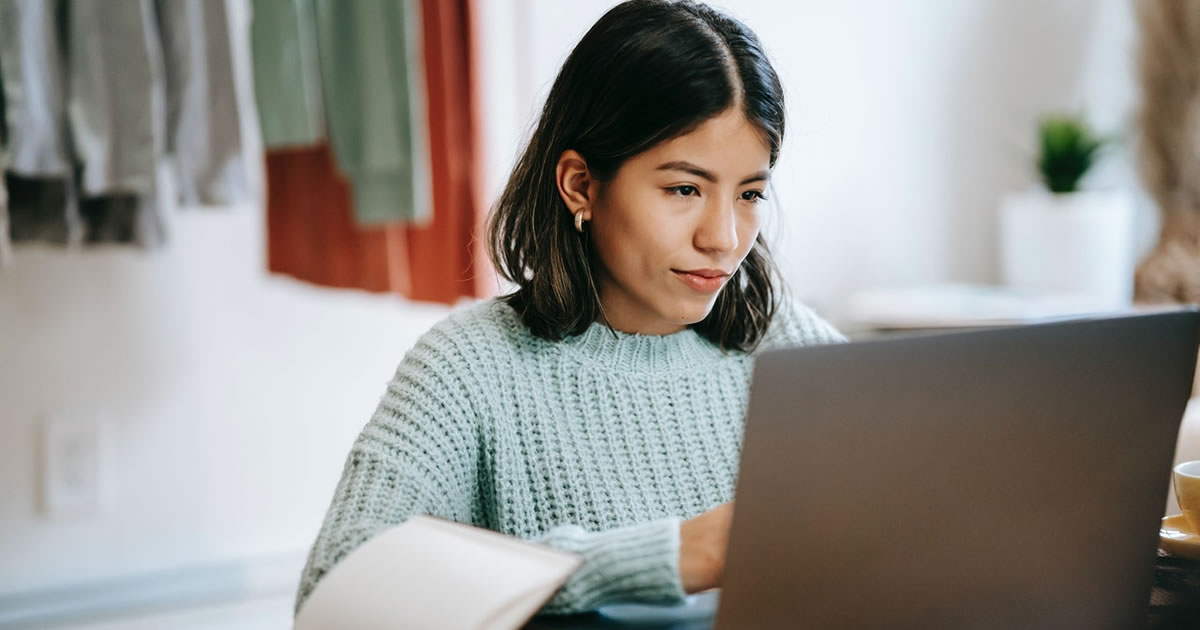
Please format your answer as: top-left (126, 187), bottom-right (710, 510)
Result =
top-left (296, 297), bottom-right (844, 616)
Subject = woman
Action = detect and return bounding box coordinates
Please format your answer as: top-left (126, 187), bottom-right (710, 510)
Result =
top-left (296, 0), bottom-right (844, 616)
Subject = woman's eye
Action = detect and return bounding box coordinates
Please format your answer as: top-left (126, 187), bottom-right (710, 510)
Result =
top-left (741, 190), bottom-right (767, 202)
top-left (666, 185), bottom-right (699, 197)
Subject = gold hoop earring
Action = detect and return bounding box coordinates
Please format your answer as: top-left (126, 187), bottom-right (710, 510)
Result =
top-left (574, 212), bottom-right (585, 233)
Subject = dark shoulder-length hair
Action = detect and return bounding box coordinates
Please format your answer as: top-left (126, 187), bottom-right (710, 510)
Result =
top-left (487, 0), bottom-right (786, 352)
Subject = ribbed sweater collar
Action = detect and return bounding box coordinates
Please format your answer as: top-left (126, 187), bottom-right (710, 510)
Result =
top-left (559, 320), bottom-right (732, 373)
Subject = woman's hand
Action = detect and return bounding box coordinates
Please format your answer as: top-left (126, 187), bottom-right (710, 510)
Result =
top-left (678, 502), bottom-right (733, 593)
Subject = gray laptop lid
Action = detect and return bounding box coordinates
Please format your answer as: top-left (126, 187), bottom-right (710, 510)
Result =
top-left (717, 310), bottom-right (1200, 630)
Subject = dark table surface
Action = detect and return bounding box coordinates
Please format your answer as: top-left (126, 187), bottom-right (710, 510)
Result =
top-left (523, 551), bottom-right (1200, 630)
top-left (525, 609), bottom-right (713, 629)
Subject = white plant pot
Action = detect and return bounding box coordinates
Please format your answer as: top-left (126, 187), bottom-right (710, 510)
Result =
top-left (999, 190), bottom-right (1136, 308)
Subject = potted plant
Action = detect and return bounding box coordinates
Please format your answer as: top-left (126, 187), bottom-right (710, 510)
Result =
top-left (999, 115), bottom-right (1136, 308)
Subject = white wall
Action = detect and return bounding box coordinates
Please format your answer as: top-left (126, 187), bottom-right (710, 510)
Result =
top-left (0, 204), bottom-right (450, 597)
top-left (0, 0), bottom-right (1148, 608)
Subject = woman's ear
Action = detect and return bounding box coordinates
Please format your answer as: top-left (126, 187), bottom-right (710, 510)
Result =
top-left (555, 150), bottom-right (595, 221)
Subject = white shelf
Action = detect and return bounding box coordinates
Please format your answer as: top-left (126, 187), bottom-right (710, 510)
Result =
top-left (847, 284), bottom-right (1141, 330)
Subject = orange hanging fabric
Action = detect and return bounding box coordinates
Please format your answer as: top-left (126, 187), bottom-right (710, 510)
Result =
top-left (404, 0), bottom-right (480, 304)
top-left (265, 144), bottom-right (413, 295)
top-left (262, 0), bottom-right (486, 305)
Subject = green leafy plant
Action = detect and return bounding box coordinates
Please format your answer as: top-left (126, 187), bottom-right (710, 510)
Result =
top-left (1037, 115), bottom-right (1106, 194)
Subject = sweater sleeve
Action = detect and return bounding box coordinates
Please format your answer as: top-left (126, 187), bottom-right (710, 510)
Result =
top-left (533, 518), bottom-right (687, 615)
top-left (294, 327), bottom-right (481, 615)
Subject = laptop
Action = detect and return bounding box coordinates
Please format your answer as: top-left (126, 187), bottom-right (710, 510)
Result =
top-left (713, 309), bottom-right (1200, 629)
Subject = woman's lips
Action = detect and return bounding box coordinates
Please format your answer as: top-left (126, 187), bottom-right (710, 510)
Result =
top-left (672, 269), bottom-right (729, 293)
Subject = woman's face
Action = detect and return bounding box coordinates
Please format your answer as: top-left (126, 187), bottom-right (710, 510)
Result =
top-left (567, 109), bottom-right (772, 335)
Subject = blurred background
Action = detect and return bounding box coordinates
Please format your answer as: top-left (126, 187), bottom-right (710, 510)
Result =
top-left (0, 0), bottom-right (1193, 628)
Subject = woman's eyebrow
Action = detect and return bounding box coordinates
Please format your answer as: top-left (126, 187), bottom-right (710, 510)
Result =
top-left (739, 171), bottom-right (770, 185)
top-left (656, 161), bottom-right (769, 185)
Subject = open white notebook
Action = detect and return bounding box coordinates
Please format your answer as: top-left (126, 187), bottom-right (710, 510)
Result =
top-left (294, 516), bottom-right (582, 630)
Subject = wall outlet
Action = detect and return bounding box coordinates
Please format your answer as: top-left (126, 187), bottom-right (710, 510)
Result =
top-left (40, 411), bottom-right (111, 518)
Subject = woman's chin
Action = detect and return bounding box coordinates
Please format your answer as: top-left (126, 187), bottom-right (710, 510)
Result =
top-left (664, 301), bottom-right (719, 327)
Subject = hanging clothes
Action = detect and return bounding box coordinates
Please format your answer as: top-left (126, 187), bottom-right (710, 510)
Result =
top-left (0, 0), bottom-right (72, 178)
top-left (0, 174), bottom-right (9, 267)
top-left (70, 0), bottom-right (251, 207)
top-left (407, 0), bottom-right (479, 303)
top-left (250, 0), bottom-right (324, 149)
top-left (67, 0), bottom-right (163, 197)
top-left (65, 0), bottom-right (167, 247)
top-left (3, 174), bottom-right (72, 244)
top-left (265, 143), bottom-right (413, 294)
top-left (313, 0), bottom-right (431, 227)
top-left (0, 0), bottom-right (251, 255)
top-left (156, 0), bottom-right (250, 206)
top-left (254, 0), bottom-right (482, 305)
top-left (0, 0), bottom-right (81, 247)
top-left (0, 125), bottom-right (9, 265)
top-left (0, 31), bottom-right (12, 266)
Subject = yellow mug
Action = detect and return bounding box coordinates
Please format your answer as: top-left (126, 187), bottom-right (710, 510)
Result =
top-left (1175, 460), bottom-right (1200, 532)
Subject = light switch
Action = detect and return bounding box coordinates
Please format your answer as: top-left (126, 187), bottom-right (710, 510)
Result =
top-left (40, 411), bottom-right (110, 518)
